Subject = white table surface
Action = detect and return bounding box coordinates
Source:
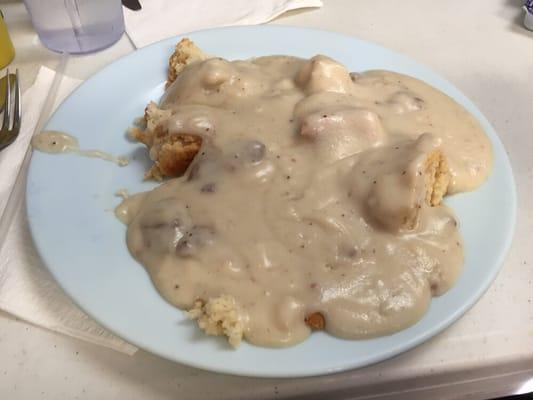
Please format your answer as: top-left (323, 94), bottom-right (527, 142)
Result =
top-left (1, 0), bottom-right (533, 398)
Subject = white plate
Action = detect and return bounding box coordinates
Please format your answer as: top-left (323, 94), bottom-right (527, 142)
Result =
top-left (26, 26), bottom-right (516, 377)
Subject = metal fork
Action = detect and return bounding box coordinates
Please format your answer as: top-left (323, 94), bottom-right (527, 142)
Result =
top-left (0, 69), bottom-right (21, 151)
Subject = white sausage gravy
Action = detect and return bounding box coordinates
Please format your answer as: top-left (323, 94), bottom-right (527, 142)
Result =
top-left (117, 54), bottom-right (492, 347)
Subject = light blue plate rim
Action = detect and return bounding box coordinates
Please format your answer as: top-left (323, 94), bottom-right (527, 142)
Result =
top-left (26, 25), bottom-right (516, 378)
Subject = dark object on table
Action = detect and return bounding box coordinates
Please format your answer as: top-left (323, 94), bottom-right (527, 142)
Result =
top-left (490, 393), bottom-right (533, 400)
top-left (122, 0), bottom-right (142, 11)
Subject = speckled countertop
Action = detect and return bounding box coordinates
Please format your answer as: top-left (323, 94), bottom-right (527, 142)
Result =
top-left (1, 0), bottom-right (532, 398)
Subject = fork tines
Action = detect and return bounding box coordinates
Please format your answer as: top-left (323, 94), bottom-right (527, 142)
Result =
top-left (0, 68), bottom-right (21, 150)
top-left (2, 69), bottom-right (11, 129)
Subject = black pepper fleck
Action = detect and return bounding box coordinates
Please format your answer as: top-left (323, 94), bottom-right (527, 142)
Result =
top-left (200, 183), bottom-right (216, 193)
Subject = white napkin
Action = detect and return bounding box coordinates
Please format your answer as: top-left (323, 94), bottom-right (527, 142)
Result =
top-left (123, 0), bottom-right (323, 48)
top-left (0, 67), bottom-right (137, 355)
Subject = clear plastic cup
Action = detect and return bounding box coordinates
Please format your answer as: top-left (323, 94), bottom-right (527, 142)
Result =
top-left (23, 0), bottom-right (125, 54)
top-left (525, 7), bottom-right (533, 31)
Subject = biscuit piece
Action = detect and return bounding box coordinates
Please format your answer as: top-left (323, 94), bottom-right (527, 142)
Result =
top-left (130, 103), bottom-right (203, 179)
top-left (187, 295), bottom-right (245, 348)
top-left (146, 133), bottom-right (202, 180)
top-left (129, 39), bottom-right (208, 180)
top-left (353, 135), bottom-right (451, 232)
top-left (424, 149), bottom-right (449, 206)
top-left (390, 148), bottom-right (449, 231)
top-left (138, 124), bottom-right (202, 180)
top-left (167, 38), bottom-right (208, 87)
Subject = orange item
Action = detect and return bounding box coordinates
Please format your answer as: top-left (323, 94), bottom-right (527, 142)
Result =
top-left (0, 11), bottom-right (15, 68)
